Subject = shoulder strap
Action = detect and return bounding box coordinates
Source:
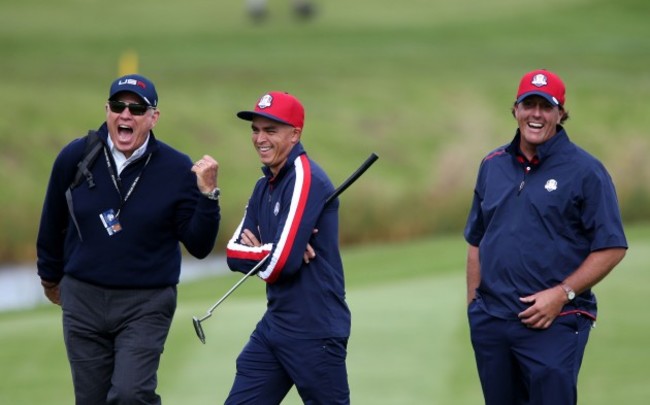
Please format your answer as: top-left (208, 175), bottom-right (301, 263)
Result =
top-left (65, 130), bottom-right (104, 241)
top-left (70, 130), bottom-right (103, 190)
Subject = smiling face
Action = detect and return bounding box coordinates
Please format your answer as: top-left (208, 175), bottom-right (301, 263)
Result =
top-left (513, 95), bottom-right (564, 159)
top-left (250, 116), bottom-right (301, 176)
top-left (105, 92), bottom-right (159, 158)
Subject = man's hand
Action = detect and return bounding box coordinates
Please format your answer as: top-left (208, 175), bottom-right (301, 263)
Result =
top-left (240, 229), bottom-right (261, 247)
top-left (192, 155), bottom-right (219, 194)
top-left (302, 229), bottom-right (318, 263)
top-left (303, 243), bottom-right (316, 264)
top-left (41, 280), bottom-right (61, 306)
top-left (240, 228), bottom-right (317, 264)
top-left (518, 286), bottom-right (567, 329)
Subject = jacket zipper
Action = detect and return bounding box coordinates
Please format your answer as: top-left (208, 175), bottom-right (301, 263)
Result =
top-left (518, 165), bottom-right (532, 196)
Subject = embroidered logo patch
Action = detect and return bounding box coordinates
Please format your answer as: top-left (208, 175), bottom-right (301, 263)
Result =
top-left (258, 94), bottom-right (273, 109)
top-left (118, 78), bottom-right (146, 89)
top-left (531, 74), bottom-right (548, 88)
top-left (545, 179), bottom-right (558, 192)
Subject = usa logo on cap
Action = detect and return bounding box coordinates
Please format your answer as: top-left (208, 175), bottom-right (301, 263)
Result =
top-left (109, 74), bottom-right (158, 107)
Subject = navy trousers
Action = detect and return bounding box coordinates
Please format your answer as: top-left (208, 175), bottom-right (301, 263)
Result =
top-left (60, 275), bottom-right (176, 405)
top-left (225, 317), bottom-right (350, 405)
top-left (468, 300), bottom-right (592, 405)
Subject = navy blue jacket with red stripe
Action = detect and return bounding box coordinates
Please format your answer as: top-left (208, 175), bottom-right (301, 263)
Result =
top-left (226, 142), bottom-right (351, 339)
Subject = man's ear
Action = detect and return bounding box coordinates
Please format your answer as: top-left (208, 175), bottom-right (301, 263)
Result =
top-left (150, 109), bottom-right (161, 128)
top-left (291, 127), bottom-right (302, 143)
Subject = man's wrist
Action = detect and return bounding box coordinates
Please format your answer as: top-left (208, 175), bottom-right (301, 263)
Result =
top-left (559, 282), bottom-right (576, 302)
top-left (202, 187), bottom-right (220, 201)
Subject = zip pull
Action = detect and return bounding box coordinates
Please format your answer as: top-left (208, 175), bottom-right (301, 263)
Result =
top-left (517, 166), bottom-right (532, 196)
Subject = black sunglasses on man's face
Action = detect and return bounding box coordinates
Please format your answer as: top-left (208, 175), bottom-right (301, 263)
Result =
top-left (108, 100), bottom-right (152, 116)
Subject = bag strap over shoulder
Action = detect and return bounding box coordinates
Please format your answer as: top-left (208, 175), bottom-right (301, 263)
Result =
top-left (65, 130), bottom-right (104, 241)
top-left (70, 130), bottom-right (103, 190)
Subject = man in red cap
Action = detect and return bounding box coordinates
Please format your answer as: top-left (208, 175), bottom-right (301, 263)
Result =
top-left (224, 92), bottom-right (351, 404)
top-left (463, 69), bottom-right (627, 404)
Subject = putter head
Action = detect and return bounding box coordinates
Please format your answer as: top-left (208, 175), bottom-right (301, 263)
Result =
top-left (192, 316), bottom-right (206, 344)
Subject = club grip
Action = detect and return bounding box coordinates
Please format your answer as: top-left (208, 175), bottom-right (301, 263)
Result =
top-left (325, 153), bottom-right (379, 206)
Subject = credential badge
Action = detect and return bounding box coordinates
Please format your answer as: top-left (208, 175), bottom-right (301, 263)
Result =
top-left (258, 94), bottom-right (273, 109)
top-left (531, 74), bottom-right (548, 88)
top-left (544, 179), bottom-right (558, 192)
top-left (274, 202), bottom-right (280, 216)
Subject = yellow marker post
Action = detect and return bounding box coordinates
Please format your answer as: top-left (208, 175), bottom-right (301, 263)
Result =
top-left (118, 50), bottom-right (139, 76)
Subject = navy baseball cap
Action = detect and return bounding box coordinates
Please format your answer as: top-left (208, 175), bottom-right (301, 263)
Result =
top-left (108, 74), bottom-right (158, 107)
top-left (237, 92), bottom-right (304, 129)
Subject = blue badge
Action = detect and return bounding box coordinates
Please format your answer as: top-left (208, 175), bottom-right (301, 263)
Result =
top-left (99, 209), bottom-right (122, 236)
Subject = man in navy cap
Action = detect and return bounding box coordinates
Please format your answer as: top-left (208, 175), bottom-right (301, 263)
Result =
top-left (224, 91), bottom-right (351, 404)
top-left (37, 74), bottom-right (221, 404)
top-left (464, 69), bottom-right (628, 404)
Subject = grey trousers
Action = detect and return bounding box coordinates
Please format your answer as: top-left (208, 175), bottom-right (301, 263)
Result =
top-left (60, 275), bottom-right (176, 405)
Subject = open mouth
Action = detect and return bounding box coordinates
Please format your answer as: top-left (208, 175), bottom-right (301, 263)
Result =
top-left (118, 124), bottom-right (133, 135)
top-left (116, 125), bottom-right (135, 143)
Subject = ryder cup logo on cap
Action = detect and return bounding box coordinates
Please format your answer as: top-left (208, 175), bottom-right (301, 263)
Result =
top-left (109, 74), bottom-right (158, 107)
top-left (237, 91), bottom-right (305, 129)
top-left (258, 94), bottom-right (273, 109)
top-left (531, 74), bottom-right (548, 87)
top-left (516, 69), bottom-right (566, 107)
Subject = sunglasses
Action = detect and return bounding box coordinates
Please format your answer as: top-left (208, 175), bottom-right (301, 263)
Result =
top-left (108, 100), bottom-right (153, 116)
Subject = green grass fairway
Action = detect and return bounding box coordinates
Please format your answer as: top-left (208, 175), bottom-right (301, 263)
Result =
top-left (1, 225), bottom-right (648, 404)
top-left (1, 1), bottom-right (649, 401)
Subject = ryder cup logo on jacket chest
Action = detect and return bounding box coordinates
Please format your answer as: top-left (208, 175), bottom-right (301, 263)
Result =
top-left (545, 179), bottom-right (558, 192)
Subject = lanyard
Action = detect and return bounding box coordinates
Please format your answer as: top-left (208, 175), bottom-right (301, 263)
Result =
top-left (103, 147), bottom-right (152, 217)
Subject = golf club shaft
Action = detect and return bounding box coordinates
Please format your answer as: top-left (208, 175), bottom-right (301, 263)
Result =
top-left (325, 152), bottom-right (378, 205)
top-left (199, 254), bottom-right (270, 321)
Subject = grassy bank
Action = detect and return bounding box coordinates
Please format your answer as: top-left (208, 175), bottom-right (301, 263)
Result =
top-left (1, 0), bottom-right (649, 261)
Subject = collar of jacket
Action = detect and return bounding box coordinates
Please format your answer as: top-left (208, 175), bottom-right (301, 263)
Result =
top-left (261, 142), bottom-right (307, 184)
top-left (506, 125), bottom-right (569, 163)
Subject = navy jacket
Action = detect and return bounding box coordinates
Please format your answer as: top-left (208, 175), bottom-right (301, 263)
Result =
top-left (37, 123), bottom-right (220, 288)
top-left (226, 143), bottom-right (351, 339)
top-left (464, 128), bottom-right (627, 320)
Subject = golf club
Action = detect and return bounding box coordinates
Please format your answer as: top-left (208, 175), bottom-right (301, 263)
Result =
top-left (192, 254), bottom-right (269, 344)
top-left (192, 152), bottom-right (379, 343)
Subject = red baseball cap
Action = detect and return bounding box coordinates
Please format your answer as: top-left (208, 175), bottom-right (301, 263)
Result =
top-left (516, 69), bottom-right (566, 107)
top-left (237, 91), bottom-right (305, 129)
